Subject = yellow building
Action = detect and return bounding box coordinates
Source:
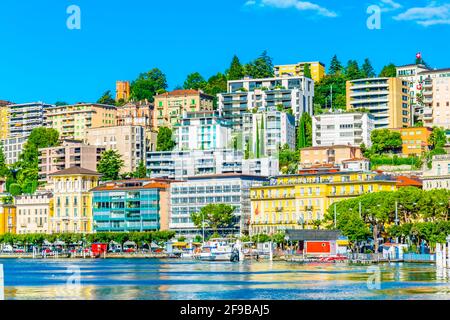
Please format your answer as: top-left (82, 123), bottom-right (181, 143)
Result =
top-left (49, 167), bottom-right (101, 234)
top-left (0, 104), bottom-right (9, 140)
top-left (346, 77), bottom-right (411, 129)
top-left (45, 103), bottom-right (117, 140)
top-left (250, 170), bottom-right (397, 235)
top-left (153, 89), bottom-right (214, 130)
top-left (274, 61), bottom-right (326, 83)
top-left (391, 127), bottom-right (432, 156)
top-left (0, 202), bottom-right (16, 235)
top-left (116, 81), bottom-right (130, 102)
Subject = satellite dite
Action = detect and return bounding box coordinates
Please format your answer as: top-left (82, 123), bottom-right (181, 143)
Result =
top-left (0, 264), bottom-right (4, 300)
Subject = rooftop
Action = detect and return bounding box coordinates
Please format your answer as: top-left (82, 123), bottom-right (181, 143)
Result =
top-left (301, 144), bottom-right (360, 151)
top-left (90, 178), bottom-right (172, 191)
top-left (49, 167), bottom-right (101, 177)
top-left (156, 89), bottom-right (214, 98)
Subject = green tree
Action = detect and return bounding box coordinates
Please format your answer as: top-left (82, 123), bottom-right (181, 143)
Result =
top-left (97, 150), bottom-right (124, 181)
top-left (130, 68), bottom-right (168, 102)
top-left (255, 119), bottom-right (260, 158)
top-left (296, 112), bottom-right (312, 150)
top-left (361, 58), bottom-right (375, 78)
top-left (428, 126), bottom-right (447, 151)
top-left (191, 204), bottom-right (236, 236)
top-left (0, 143), bottom-right (8, 178)
top-left (370, 129), bottom-right (402, 155)
top-left (55, 101), bottom-right (69, 106)
top-left (328, 55), bottom-right (343, 75)
top-left (204, 72), bottom-right (227, 98)
top-left (379, 63), bottom-right (397, 77)
top-left (97, 90), bottom-right (116, 105)
top-left (245, 51), bottom-right (274, 78)
top-left (303, 63), bottom-right (312, 79)
top-left (134, 160), bottom-right (147, 178)
top-left (9, 183), bottom-right (22, 196)
top-left (156, 127), bottom-right (176, 151)
top-left (345, 60), bottom-right (362, 80)
top-left (314, 73), bottom-right (347, 111)
top-left (227, 55), bottom-right (244, 80)
top-left (278, 144), bottom-right (299, 174)
top-left (183, 72), bottom-right (207, 90)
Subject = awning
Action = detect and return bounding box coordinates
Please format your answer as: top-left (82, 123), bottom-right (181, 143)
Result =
top-left (285, 229), bottom-right (343, 241)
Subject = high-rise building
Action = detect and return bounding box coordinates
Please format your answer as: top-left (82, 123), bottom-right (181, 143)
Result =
top-left (153, 90), bottom-right (214, 130)
top-left (312, 112), bottom-right (374, 147)
top-left (346, 77), bottom-right (411, 129)
top-left (116, 81), bottom-right (130, 102)
top-left (274, 61), bottom-right (326, 83)
top-left (45, 103), bottom-right (117, 140)
top-left (5, 102), bottom-right (51, 138)
top-left (91, 178), bottom-right (171, 232)
top-left (1, 136), bottom-right (27, 164)
top-left (218, 76), bottom-right (314, 130)
top-left (420, 68), bottom-right (450, 129)
top-left (169, 174), bottom-right (268, 238)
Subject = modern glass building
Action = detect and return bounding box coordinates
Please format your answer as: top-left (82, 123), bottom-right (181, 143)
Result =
top-left (91, 179), bottom-right (171, 232)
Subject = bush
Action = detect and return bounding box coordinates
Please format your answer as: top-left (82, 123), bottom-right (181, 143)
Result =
top-left (9, 183), bottom-right (22, 196)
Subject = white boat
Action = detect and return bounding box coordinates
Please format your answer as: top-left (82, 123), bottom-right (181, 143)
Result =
top-left (193, 238), bottom-right (241, 262)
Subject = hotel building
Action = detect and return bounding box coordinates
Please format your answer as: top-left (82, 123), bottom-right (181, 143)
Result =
top-left (91, 178), bottom-right (171, 232)
top-left (15, 192), bottom-right (52, 234)
top-left (170, 174), bottom-right (268, 237)
top-left (312, 112), bottom-right (374, 147)
top-left (346, 78), bottom-right (411, 129)
top-left (274, 61), bottom-right (326, 83)
top-left (250, 170), bottom-right (397, 235)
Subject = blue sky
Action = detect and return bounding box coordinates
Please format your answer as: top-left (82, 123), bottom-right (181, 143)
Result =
top-left (0, 0), bottom-right (449, 104)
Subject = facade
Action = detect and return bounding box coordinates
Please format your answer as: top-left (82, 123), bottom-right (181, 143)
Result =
top-left (0, 203), bottom-right (16, 235)
top-left (0, 104), bottom-right (9, 140)
top-left (422, 154), bottom-right (450, 190)
top-left (39, 140), bottom-right (105, 183)
top-left (1, 136), bottom-right (27, 164)
top-left (147, 149), bottom-right (279, 180)
top-left (15, 192), bottom-right (52, 234)
top-left (391, 127), bottom-right (432, 156)
top-left (170, 174), bottom-right (268, 237)
top-left (173, 111), bottom-right (232, 151)
top-left (312, 112), bottom-right (374, 147)
top-left (91, 178), bottom-right (171, 232)
top-left (300, 145), bottom-right (363, 168)
top-left (420, 69), bottom-right (450, 129)
top-left (153, 90), bottom-right (214, 130)
top-left (241, 110), bottom-right (296, 158)
top-left (6, 102), bottom-right (51, 138)
top-left (50, 167), bottom-right (101, 234)
top-left (45, 103), bottom-right (117, 140)
top-left (346, 78), bottom-right (411, 129)
top-left (116, 101), bottom-right (153, 129)
top-left (116, 81), bottom-right (130, 102)
top-left (85, 125), bottom-right (146, 173)
top-left (218, 76), bottom-right (314, 130)
top-left (250, 170), bottom-right (397, 235)
top-left (274, 61), bottom-right (326, 83)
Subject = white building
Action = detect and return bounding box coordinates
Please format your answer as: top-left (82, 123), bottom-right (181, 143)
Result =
top-left (147, 149), bottom-right (279, 180)
top-left (312, 112), bottom-right (374, 147)
top-left (1, 136), bottom-right (27, 164)
top-left (173, 111), bottom-right (232, 151)
top-left (218, 76), bottom-right (314, 130)
top-left (8, 102), bottom-right (51, 138)
top-left (169, 174), bottom-right (268, 237)
top-left (15, 192), bottom-right (52, 234)
top-left (422, 154), bottom-right (450, 190)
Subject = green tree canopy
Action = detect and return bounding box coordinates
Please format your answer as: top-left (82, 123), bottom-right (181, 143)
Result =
top-left (361, 58), bottom-right (375, 78)
top-left (134, 160), bottom-right (147, 178)
top-left (278, 144), bottom-right (299, 174)
top-left (183, 72), bottom-right (207, 90)
top-left (303, 63), bottom-right (312, 79)
top-left (0, 143), bottom-right (8, 177)
top-left (345, 60), bottom-right (362, 80)
top-left (369, 129), bottom-right (402, 155)
top-left (97, 90), bottom-right (116, 105)
top-left (97, 149), bottom-right (124, 181)
top-left (245, 50), bottom-right (274, 78)
top-left (227, 55), bottom-right (245, 80)
top-left (296, 112), bottom-right (312, 150)
top-left (130, 68), bottom-right (168, 102)
top-left (191, 204), bottom-right (236, 235)
top-left (379, 63), bottom-right (397, 77)
top-left (328, 55), bottom-right (343, 75)
top-left (156, 127), bottom-right (176, 151)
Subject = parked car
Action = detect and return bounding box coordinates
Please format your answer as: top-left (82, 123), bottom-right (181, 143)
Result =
top-left (1, 245), bottom-right (13, 253)
top-left (13, 246), bottom-right (25, 253)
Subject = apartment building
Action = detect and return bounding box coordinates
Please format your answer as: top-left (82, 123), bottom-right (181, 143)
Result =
top-left (422, 154), bottom-right (450, 190)
top-left (218, 76), bottom-right (314, 130)
top-left (274, 61), bottom-right (326, 83)
top-left (241, 110), bottom-right (296, 158)
top-left (420, 68), bottom-right (450, 129)
top-left (91, 178), bottom-right (171, 232)
top-left (173, 111), bottom-right (232, 151)
top-left (116, 101), bottom-right (153, 128)
top-left (147, 149), bottom-right (279, 180)
top-left (0, 202), bottom-right (16, 235)
top-left (1, 136), bottom-right (27, 164)
top-left (85, 125), bottom-right (146, 173)
top-left (50, 167), bottom-right (101, 234)
top-left (170, 174), bottom-right (268, 237)
top-left (15, 192), bottom-right (52, 234)
top-left (39, 140), bottom-right (105, 183)
top-left (0, 102), bottom-right (10, 140)
top-left (250, 170), bottom-right (397, 235)
top-left (300, 145), bottom-right (363, 168)
top-left (391, 127), bottom-right (432, 156)
top-left (116, 81), bottom-right (130, 102)
top-left (312, 112), bottom-right (374, 147)
top-left (153, 90), bottom-right (214, 130)
top-left (45, 103), bottom-right (117, 140)
top-left (7, 102), bottom-right (51, 138)
top-left (346, 78), bottom-right (411, 129)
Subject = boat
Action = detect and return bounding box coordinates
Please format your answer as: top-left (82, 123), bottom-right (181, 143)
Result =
top-left (193, 238), bottom-right (241, 262)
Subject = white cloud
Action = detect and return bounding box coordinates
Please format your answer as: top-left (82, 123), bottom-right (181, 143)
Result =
top-left (379, 0), bottom-right (402, 12)
top-left (244, 0), bottom-right (257, 6)
top-left (247, 0), bottom-right (337, 17)
top-left (394, 3), bottom-right (450, 26)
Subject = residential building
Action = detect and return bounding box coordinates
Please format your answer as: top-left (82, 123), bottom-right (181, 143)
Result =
top-left (422, 154), bottom-right (450, 190)
top-left (1, 136), bottom-right (27, 164)
top-left (173, 111), bottom-right (232, 151)
top-left (274, 61), bottom-right (326, 83)
top-left (38, 140), bottom-right (105, 183)
top-left (0, 104), bottom-right (10, 140)
top-left (218, 76), bottom-right (314, 129)
top-left (340, 158), bottom-right (370, 171)
top-left (85, 125), bottom-right (146, 173)
top-left (170, 174), bottom-right (268, 237)
top-left (312, 112), bottom-right (374, 147)
top-left (300, 145), bottom-right (363, 168)
top-left (147, 149), bottom-right (279, 180)
top-left (250, 170), bottom-right (397, 235)
top-left (45, 103), bottom-right (117, 140)
top-left (420, 68), bottom-right (450, 129)
top-left (240, 110), bottom-right (296, 157)
top-left (0, 202), bottom-right (16, 235)
top-left (346, 77), bottom-right (411, 129)
top-left (116, 81), bottom-right (130, 102)
top-left (116, 101), bottom-right (153, 129)
top-left (50, 167), bottom-right (101, 234)
top-left (391, 127), bottom-right (432, 156)
top-left (7, 102), bottom-right (51, 138)
top-left (153, 90), bottom-right (214, 130)
top-left (15, 192), bottom-right (52, 234)
top-left (91, 178), bottom-right (171, 232)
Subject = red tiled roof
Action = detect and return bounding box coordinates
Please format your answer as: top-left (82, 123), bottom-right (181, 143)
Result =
top-left (156, 89), bottom-right (213, 98)
top-left (49, 167), bottom-right (101, 176)
top-left (341, 157), bottom-right (369, 162)
top-left (396, 176), bottom-right (422, 188)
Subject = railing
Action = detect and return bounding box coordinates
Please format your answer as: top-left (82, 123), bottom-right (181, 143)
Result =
top-left (403, 253), bottom-right (435, 262)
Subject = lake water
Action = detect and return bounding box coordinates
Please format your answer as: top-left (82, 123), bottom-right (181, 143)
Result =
top-left (1, 259), bottom-right (450, 300)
